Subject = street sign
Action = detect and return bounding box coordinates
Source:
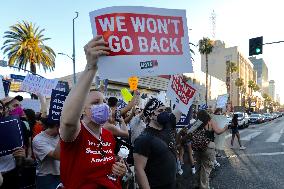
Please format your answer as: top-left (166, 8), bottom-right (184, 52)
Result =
top-left (0, 60), bottom-right (7, 67)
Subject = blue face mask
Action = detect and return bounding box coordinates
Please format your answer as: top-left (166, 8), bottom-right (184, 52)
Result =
top-left (90, 103), bottom-right (110, 125)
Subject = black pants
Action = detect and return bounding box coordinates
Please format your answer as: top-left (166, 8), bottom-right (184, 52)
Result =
top-left (0, 168), bottom-right (20, 189)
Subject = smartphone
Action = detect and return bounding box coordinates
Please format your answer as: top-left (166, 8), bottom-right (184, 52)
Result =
top-left (115, 110), bottom-right (121, 122)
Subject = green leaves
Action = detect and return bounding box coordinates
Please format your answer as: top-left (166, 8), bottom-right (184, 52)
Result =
top-left (1, 21), bottom-right (56, 74)
top-left (198, 37), bottom-right (214, 55)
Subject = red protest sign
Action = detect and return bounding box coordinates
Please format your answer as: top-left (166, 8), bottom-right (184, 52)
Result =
top-left (89, 7), bottom-right (193, 79)
top-left (94, 13), bottom-right (184, 56)
top-left (167, 75), bottom-right (197, 114)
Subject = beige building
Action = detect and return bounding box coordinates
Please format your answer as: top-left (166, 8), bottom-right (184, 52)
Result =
top-left (201, 40), bottom-right (256, 108)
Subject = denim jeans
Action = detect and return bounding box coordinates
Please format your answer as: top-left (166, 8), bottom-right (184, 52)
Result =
top-left (36, 175), bottom-right (60, 189)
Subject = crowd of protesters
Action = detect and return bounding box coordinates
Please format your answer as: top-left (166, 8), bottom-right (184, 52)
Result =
top-left (0, 36), bottom-right (243, 189)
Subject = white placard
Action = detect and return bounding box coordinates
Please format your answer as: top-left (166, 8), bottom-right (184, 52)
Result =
top-left (21, 99), bottom-right (41, 113)
top-left (0, 79), bottom-right (5, 99)
top-left (212, 115), bottom-right (229, 150)
top-left (89, 6), bottom-right (193, 79)
top-left (20, 74), bottom-right (58, 97)
top-left (216, 94), bottom-right (229, 108)
top-left (166, 75), bottom-right (197, 114)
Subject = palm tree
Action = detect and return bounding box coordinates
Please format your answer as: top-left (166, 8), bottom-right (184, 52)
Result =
top-left (1, 21), bottom-right (56, 74)
top-left (248, 80), bottom-right (256, 95)
top-left (235, 78), bottom-right (244, 105)
top-left (226, 61), bottom-right (238, 105)
top-left (199, 37), bottom-right (214, 105)
top-left (253, 84), bottom-right (260, 92)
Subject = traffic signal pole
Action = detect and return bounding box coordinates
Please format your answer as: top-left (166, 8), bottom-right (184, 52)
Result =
top-left (263, 40), bottom-right (284, 45)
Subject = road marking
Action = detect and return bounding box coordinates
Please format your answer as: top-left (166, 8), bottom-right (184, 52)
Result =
top-left (265, 133), bottom-right (282, 142)
top-left (241, 131), bottom-right (262, 141)
top-left (280, 128), bottom-right (284, 134)
top-left (224, 130), bottom-right (246, 139)
top-left (281, 143), bottom-right (284, 146)
top-left (227, 152), bottom-right (284, 158)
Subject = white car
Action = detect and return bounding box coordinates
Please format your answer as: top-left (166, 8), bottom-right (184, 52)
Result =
top-left (234, 112), bottom-right (249, 128)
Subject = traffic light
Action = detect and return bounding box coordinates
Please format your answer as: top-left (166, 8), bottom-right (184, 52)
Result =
top-left (249, 36), bottom-right (263, 56)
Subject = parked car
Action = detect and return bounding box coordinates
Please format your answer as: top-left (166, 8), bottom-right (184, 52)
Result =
top-left (249, 114), bottom-right (264, 124)
top-left (263, 113), bottom-right (273, 121)
top-left (234, 112), bottom-right (249, 128)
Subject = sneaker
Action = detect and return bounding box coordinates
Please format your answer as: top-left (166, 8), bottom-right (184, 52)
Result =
top-left (240, 146), bottom-right (246, 150)
top-left (191, 166), bottom-right (196, 174)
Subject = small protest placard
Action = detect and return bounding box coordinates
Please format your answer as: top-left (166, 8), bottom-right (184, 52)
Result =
top-left (177, 111), bottom-right (191, 128)
top-left (20, 74), bottom-right (58, 96)
top-left (2, 80), bottom-right (11, 97)
top-left (166, 75), bottom-right (197, 114)
top-left (55, 81), bottom-right (70, 93)
top-left (216, 94), bottom-right (229, 109)
top-left (48, 90), bottom-right (68, 123)
top-left (0, 79), bottom-right (5, 99)
top-left (0, 116), bottom-right (23, 157)
top-left (117, 99), bottom-right (127, 110)
top-left (89, 6), bottom-right (192, 79)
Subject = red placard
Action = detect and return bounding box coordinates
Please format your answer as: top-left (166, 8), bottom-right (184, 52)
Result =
top-left (94, 13), bottom-right (184, 56)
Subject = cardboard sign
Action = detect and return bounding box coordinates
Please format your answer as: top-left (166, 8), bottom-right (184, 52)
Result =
top-left (89, 6), bottom-right (192, 79)
top-left (166, 75), bottom-right (197, 114)
top-left (55, 81), bottom-right (70, 93)
top-left (0, 79), bottom-right (5, 99)
top-left (216, 94), bottom-right (229, 108)
top-left (20, 74), bottom-right (58, 96)
top-left (128, 76), bottom-right (138, 91)
top-left (48, 90), bottom-right (68, 123)
top-left (2, 80), bottom-right (11, 97)
top-left (21, 99), bottom-right (41, 113)
top-left (0, 116), bottom-right (23, 157)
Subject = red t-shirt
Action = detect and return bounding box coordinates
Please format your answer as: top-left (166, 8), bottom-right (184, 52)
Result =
top-left (60, 122), bottom-right (121, 189)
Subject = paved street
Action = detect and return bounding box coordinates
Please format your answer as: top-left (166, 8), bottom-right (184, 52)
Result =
top-left (177, 117), bottom-right (284, 189)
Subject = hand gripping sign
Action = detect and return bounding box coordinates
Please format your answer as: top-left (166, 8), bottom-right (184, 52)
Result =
top-left (166, 75), bottom-right (197, 114)
top-left (89, 6), bottom-right (193, 79)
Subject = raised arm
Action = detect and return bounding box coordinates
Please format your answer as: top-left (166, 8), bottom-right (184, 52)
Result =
top-left (60, 36), bottom-right (110, 141)
top-left (38, 94), bottom-right (47, 117)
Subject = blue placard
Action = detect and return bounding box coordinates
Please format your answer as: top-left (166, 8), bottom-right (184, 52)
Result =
top-left (2, 79), bottom-right (11, 97)
top-left (0, 116), bottom-right (23, 157)
top-left (48, 90), bottom-right (68, 123)
top-left (10, 74), bottom-right (26, 81)
top-left (117, 99), bottom-right (127, 110)
top-left (55, 81), bottom-right (70, 93)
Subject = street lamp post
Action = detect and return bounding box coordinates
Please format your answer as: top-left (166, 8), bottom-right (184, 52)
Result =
top-left (73, 12), bottom-right (79, 85)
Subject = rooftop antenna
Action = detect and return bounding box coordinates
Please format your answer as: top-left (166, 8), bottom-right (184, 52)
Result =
top-left (210, 10), bottom-right (216, 39)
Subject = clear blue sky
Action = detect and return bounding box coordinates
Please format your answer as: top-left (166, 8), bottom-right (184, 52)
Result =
top-left (1, 0), bottom-right (284, 103)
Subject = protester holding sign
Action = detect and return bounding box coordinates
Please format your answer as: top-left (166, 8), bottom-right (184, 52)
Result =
top-left (0, 100), bottom-right (28, 189)
top-left (59, 36), bottom-right (126, 189)
top-left (133, 98), bottom-right (182, 189)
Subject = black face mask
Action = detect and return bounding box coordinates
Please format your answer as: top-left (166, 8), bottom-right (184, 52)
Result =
top-left (156, 112), bottom-right (171, 126)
